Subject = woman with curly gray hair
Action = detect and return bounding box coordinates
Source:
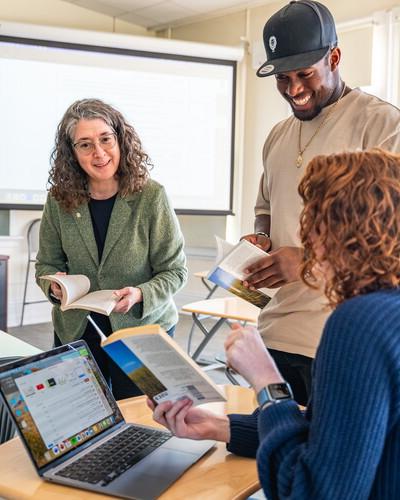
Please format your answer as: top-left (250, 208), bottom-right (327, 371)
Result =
top-left (36, 98), bottom-right (187, 399)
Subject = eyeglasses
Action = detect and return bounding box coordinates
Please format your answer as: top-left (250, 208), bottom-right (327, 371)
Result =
top-left (73, 133), bottom-right (117, 155)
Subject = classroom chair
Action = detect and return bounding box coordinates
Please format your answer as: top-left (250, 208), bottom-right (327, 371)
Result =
top-left (20, 219), bottom-right (46, 326)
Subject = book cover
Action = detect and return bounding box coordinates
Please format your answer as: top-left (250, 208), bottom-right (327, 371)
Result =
top-left (40, 274), bottom-right (117, 315)
top-left (207, 267), bottom-right (271, 308)
top-left (207, 237), bottom-right (272, 309)
top-left (102, 325), bottom-right (226, 406)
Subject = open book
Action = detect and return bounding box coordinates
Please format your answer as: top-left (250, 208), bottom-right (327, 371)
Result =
top-left (207, 236), bottom-right (273, 308)
top-left (102, 325), bottom-right (226, 406)
top-left (40, 274), bottom-right (118, 315)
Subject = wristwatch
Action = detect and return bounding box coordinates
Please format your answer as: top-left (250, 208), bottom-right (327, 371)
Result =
top-left (255, 231), bottom-right (270, 239)
top-left (257, 382), bottom-right (293, 410)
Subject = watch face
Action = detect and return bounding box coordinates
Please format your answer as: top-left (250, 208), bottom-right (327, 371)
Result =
top-left (269, 383), bottom-right (292, 399)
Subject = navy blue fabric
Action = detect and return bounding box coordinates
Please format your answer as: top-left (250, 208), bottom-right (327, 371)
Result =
top-left (228, 290), bottom-right (400, 499)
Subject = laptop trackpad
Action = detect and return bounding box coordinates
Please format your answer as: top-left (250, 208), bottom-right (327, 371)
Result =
top-left (108, 443), bottom-right (214, 500)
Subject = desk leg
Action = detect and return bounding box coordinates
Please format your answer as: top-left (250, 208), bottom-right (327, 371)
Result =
top-left (200, 278), bottom-right (218, 299)
top-left (186, 281), bottom-right (219, 355)
top-left (190, 314), bottom-right (227, 363)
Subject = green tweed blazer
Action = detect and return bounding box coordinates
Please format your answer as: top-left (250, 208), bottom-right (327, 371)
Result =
top-left (36, 179), bottom-right (187, 344)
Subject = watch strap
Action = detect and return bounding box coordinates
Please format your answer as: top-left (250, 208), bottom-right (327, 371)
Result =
top-left (257, 382), bottom-right (293, 409)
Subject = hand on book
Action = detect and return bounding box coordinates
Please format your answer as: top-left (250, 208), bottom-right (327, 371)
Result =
top-left (112, 286), bottom-right (143, 313)
top-left (49, 271), bottom-right (66, 300)
top-left (148, 398), bottom-right (231, 443)
top-left (243, 246), bottom-right (303, 288)
top-left (225, 324), bottom-right (284, 394)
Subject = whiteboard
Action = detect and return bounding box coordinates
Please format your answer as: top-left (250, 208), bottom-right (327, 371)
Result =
top-left (0, 30), bottom-right (237, 214)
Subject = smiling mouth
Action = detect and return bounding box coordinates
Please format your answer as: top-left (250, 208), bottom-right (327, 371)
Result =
top-left (93, 159), bottom-right (111, 168)
top-left (289, 94), bottom-right (312, 107)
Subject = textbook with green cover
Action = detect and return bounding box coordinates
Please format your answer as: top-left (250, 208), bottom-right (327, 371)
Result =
top-left (102, 325), bottom-right (226, 405)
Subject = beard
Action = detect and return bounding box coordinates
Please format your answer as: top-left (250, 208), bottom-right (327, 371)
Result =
top-left (291, 102), bottom-right (323, 121)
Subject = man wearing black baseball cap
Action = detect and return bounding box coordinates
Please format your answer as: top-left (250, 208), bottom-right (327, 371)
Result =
top-left (242, 0), bottom-right (400, 405)
top-left (256, 0), bottom-right (337, 78)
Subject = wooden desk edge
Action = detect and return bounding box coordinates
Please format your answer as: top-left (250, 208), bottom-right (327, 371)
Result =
top-left (0, 386), bottom-right (260, 500)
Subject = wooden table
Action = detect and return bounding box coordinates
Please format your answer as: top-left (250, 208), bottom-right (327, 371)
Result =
top-left (0, 385), bottom-right (259, 500)
top-left (182, 297), bottom-right (260, 363)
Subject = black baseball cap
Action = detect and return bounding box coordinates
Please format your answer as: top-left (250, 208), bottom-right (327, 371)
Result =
top-left (257, 0), bottom-right (338, 77)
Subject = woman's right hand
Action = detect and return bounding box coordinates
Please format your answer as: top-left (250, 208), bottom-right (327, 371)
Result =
top-left (148, 398), bottom-right (231, 443)
top-left (50, 271), bottom-right (66, 300)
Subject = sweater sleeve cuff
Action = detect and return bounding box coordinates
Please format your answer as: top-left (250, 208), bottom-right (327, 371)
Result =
top-left (257, 400), bottom-right (309, 464)
top-left (258, 400), bottom-right (305, 439)
top-left (227, 410), bottom-right (260, 458)
top-left (135, 282), bottom-right (162, 319)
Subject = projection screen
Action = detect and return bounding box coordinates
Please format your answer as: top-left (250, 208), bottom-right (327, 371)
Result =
top-left (0, 23), bottom-right (241, 214)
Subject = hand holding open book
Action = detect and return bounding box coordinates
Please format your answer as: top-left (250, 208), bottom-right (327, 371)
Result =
top-left (206, 236), bottom-right (276, 308)
top-left (40, 274), bottom-right (118, 315)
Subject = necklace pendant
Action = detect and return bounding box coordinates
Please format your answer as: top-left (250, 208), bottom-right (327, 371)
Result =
top-left (296, 154), bottom-right (303, 168)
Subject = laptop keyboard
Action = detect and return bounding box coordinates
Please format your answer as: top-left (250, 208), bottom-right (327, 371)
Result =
top-left (55, 426), bottom-right (171, 486)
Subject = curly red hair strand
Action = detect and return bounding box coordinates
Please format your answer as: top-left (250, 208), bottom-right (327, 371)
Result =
top-left (299, 149), bottom-right (400, 307)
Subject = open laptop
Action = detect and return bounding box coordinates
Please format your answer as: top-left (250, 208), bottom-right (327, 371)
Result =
top-left (0, 341), bottom-right (215, 499)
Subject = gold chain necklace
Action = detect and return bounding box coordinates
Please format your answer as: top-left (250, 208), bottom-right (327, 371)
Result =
top-left (296, 83), bottom-right (347, 168)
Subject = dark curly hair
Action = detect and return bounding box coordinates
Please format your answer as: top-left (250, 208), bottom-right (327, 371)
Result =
top-left (48, 98), bottom-right (151, 211)
top-left (299, 149), bottom-right (400, 307)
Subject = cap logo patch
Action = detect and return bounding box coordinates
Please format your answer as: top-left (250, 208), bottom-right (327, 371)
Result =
top-left (269, 36), bottom-right (277, 53)
top-left (259, 64), bottom-right (275, 75)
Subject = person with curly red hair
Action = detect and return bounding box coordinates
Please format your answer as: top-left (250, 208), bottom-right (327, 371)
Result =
top-left (151, 149), bottom-right (400, 499)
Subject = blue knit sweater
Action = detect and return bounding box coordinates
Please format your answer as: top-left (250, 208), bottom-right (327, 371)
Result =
top-left (227, 290), bottom-right (400, 499)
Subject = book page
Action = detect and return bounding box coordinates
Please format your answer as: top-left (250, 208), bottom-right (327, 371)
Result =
top-left (219, 239), bottom-right (268, 280)
top-left (214, 235), bottom-right (235, 263)
top-left (64, 290), bottom-right (118, 316)
top-left (121, 334), bottom-right (224, 405)
top-left (40, 274), bottom-right (90, 306)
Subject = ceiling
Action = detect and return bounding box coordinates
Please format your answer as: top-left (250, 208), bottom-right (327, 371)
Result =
top-left (62, 0), bottom-right (271, 30)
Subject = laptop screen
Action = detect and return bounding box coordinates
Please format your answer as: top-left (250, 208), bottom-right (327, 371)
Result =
top-left (0, 341), bottom-right (124, 470)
